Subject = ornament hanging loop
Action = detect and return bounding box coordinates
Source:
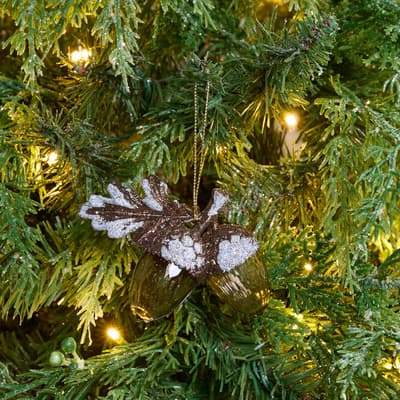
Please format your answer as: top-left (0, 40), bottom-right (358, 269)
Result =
top-left (193, 79), bottom-right (210, 221)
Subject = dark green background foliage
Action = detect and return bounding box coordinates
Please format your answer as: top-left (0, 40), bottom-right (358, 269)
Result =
top-left (0, 0), bottom-right (399, 398)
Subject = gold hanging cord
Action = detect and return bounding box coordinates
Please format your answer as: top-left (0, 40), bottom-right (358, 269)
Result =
top-left (192, 79), bottom-right (210, 221)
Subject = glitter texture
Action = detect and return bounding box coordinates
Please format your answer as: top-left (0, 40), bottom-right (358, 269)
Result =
top-left (107, 184), bottom-right (134, 208)
top-left (161, 235), bottom-right (205, 272)
top-left (94, 219), bottom-right (144, 238)
top-left (142, 178), bottom-right (164, 211)
top-left (207, 191), bottom-right (229, 216)
top-left (217, 235), bottom-right (259, 272)
top-left (165, 262), bottom-right (182, 279)
top-left (79, 186), bottom-right (145, 238)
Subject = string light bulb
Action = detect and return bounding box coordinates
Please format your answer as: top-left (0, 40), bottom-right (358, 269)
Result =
top-left (43, 150), bottom-right (59, 166)
top-left (304, 262), bottom-right (313, 272)
top-left (106, 327), bottom-right (121, 341)
top-left (47, 151), bottom-right (59, 165)
top-left (283, 112), bottom-right (299, 128)
top-left (69, 46), bottom-right (92, 64)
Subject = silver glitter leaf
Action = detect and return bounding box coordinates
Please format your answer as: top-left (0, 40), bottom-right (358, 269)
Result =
top-left (79, 176), bottom-right (193, 254)
top-left (79, 176), bottom-right (259, 281)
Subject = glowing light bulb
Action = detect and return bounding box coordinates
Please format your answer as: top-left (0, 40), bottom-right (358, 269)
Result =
top-left (304, 262), bottom-right (313, 272)
top-left (106, 327), bottom-right (121, 341)
top-left (47, 151), bottom-right (58, 165)
top-left (284, 112), bottom-right (299, 128)
top-left (69, 47), bottom-right (92, 64)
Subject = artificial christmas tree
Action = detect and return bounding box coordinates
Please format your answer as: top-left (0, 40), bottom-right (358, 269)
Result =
top-left (1, 0), bottom-right (400, 399)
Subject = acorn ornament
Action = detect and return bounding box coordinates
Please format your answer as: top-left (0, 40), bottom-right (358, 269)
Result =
top-left (129, 253), bottom-right (196, 321)
top-left (208, 250), bottom-right (270, 314)
top-left (79, 176), bottom-right (269, 320)
top-left (79, 78), bottom-right (269, 320)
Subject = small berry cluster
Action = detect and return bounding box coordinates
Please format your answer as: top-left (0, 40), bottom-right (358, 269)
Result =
top-left (49, 337), bottom-right (85, 369)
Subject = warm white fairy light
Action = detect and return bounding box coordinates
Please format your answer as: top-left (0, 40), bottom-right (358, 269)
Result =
top-left (284, 112), bottom-right (299, 128)
top-left (69, 46), bottom-right (92, 64)
top-left (47, 151), bottom-right (59, 165)
top-left (106, 327), bottom-right (121, 341)
top-left (42, 150), bottom-right (59, 166)
top-left (304, 262), bottom-right (313, 272)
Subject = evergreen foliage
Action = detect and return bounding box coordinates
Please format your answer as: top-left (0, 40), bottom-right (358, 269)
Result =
top-left (0, 0), bottom-right (399, 398)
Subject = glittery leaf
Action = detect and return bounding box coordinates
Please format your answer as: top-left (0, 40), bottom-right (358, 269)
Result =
top-left (79, 176), bottom-right (259, 281)
top-left (79, 176), bottom-right (192, 253)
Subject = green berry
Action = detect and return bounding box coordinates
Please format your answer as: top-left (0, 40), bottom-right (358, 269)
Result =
top-left (49, 351), bottom-right (65, 367)
top-left (69, 361), bottom-right (78, 370)
top-left (61, 337), bottom-right (77, 354)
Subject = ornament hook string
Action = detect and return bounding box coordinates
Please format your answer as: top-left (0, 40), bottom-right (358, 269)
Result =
top-left (193, 79), bottom-right (210, 221)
